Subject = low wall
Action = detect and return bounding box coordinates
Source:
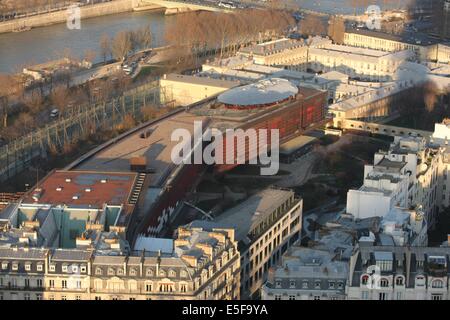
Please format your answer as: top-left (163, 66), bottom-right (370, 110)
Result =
top-left (0, 0), bottom-right (134, 34)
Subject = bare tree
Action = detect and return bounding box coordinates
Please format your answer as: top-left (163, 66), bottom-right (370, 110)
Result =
top-left (328, 16), bottom-right (346, 44)
top-left (300, 14), bottom-right (327, 36)
top-left (112, 31), bottom-right (132, 62)
top-left (99, 33), bottom-right (111, 64)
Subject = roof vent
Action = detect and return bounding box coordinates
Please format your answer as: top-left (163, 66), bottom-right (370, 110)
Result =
top-left (56, 187), bottom-right (63, 192)
top-left (65, 178), bottom-right (71, 183)
top-left (85, 188), bottom-right (92, 192)
top-left (72, 195), bottom-right (79, 200)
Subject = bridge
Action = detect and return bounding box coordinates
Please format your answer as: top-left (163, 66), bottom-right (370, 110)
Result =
top-left (135, 0), bottom-right (229, 14)
top-left (334, 119), bottom-right (433, 141)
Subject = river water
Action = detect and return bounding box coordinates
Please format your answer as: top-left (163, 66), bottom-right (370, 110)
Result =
top-left (0, 10), bottom-right (169, 73)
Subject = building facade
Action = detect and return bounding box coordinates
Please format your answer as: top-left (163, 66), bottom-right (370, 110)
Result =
top-left (0, 224), bottom-right (240, 300)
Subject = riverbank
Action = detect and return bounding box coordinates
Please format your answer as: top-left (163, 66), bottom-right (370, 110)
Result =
top-left (0, 0), bottom-right (164, 34)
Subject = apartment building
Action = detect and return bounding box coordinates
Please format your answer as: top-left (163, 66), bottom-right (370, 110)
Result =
top-left (343, 29), bottom-right (439, 62)
top-left (0, 224), bottom-right (240, 300)
top-left (347, 136), bottom-right (442, 229)
top-left (347, 245), bottom-right (450, 300)
top-left (308, 43), bottom-right (413, 81)
top-left (214, 188), bottom-right (303, 299)
top-left (261, 247), bottom-right (348, 301)
top-left (238, 38), bottom-right (311, 72)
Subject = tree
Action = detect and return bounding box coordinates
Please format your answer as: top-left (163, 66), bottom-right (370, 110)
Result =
top-left (328, 16), bottom-right (345, 44)
top-left (112, 31), bottom-right (132, 61)
top-left (51, 85), bottom-right (70, 113)
top-left (140, 25), bottom-right (152, 50)
top-left (99, 33), bottom-right (111, 64)
top-left (300, 14), bottom-right (327, 37)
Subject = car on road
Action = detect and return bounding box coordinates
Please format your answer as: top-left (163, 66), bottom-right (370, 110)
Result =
top-left (50, 109), bottom-right (59, 119)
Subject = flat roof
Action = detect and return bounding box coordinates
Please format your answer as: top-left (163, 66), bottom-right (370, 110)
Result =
top-left (75, 112), bottom-right (207, 186)
top-left (22, 171), bottom-right (137, 208)
top-left (346, 28), bottom-right (440, 46)
top-left (162, 73), bottom-right (240, 88)
top-left (215, 189), bottom-right (295, 241)
top-left (280, 135), bottom-right (317, 155)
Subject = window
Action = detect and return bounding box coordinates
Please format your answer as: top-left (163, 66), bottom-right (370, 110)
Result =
top-left (49, 280), bottom-right (55, 288)
top-left (108, 268), bottom-right (115, 276)
top-left (24, 293), bottom-right (30, 300)
top-left (396, 292), bottom-right (402, 300)
top-left (117, 268), bottom-right (124, 276)
top-left (289, 280), bottom-right (296, 288)
top-left (37, 264), bottom-right (43, 272)
top-left (288, 295), bottom-right (296, 300)
top-left (146, 269), bottom-right (153, 277)
top-left (61, 295), bottom-right (67, 300)
top-left (329, 282), bottom-right (335, 289)
top-left (36, 294), bottom-right (42, 300)
top-left (432, 280), bottom-right (444, 289)
top-left (12, 262), bottom-right (18, 271)
top-left (146, 283), bottom-right (152, 292)
top-left (75, 295), bottom-right (81, 301)
top-left (95, 296), bottom-right (101, 300)
top-left (130, 268), bottom-right (137, 276)
top-left (62, 280), bottom-right (67, 289)
top-left (379, 292), bottom-right (388, 300)
top-left (314, 281), bottom-right (321, 289)
top-left (49, 264), bottom-right (56, 272)
top-left (379, 278), bottom-right (389, 288)
top-left (71, 265), bottom-right (78, 273)
top-left (80, 265), bottom-right (87, 273)
top-left (313, 296), bottom-right (321, 300)
top-left (37, 279), bottom-right (43, 288)
top-left (180, 284), bottom-right (187, 293)
top-left (96, 268), bottom-right (103, 275)
top-left (395, 277), bottom-right (404, 286)
top-left (62, 264), bottom-right (68, 272)
top-left (302, 281), bottom-right (308, 289)
top-left (180, 270), bottom-right (187, 278)
top-left (275, 280), bottom-right (281, 288)
top-left (361, 291), bottom-right (369, 300)
top-left (25, 263), bottom-right (31, 271)
top-left (1, 262), bottom-right (7, 270)
top-left (24, 279), bottom-right (30, 287)
top-left (274, 295), bottom-right (281, 300)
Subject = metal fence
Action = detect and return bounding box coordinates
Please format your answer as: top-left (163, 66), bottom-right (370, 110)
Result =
top-left (0, 80), bottom-right (173, 182)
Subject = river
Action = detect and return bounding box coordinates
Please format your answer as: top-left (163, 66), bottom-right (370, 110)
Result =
top-left (0, 10), bottom-right (170, 73)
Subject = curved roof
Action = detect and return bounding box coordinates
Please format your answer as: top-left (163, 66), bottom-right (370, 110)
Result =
top-left (217, 78), bottom-right (298, 106)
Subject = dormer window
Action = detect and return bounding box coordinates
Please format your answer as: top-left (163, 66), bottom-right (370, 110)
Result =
top-left (130, 268), bottom-right (137, 276)
top-left (96, 268), bottom-right (102, 275)
top-left (108, 268), bottom-right (115, 276)
top-left (1, 262), bottom-right (8, 270)
top-left (80, 265), bottom-right (87, 273)
top-left (25, 263), bottom-right (31, 271)
top-left (37, 263), bottom-right (43, 272)
top-left (117, 268), bottom-right (124, 275)
top-left (71, 265), bottom-right (78, 273)
top-left (12, 262), bottom-right (18, 271)
top-left (146, 269), bottom-right (154, 277)
top-left (49, 264), bottom-right (56, 272)
top-left (62, 264), bottom-right (68, 273)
